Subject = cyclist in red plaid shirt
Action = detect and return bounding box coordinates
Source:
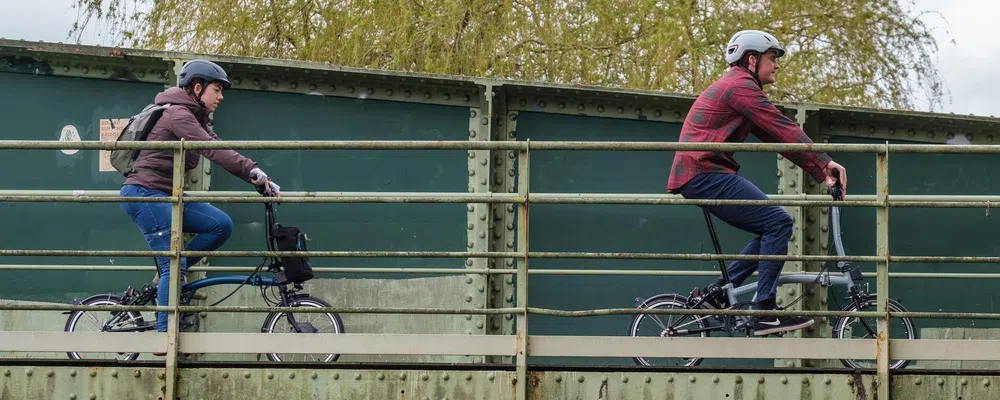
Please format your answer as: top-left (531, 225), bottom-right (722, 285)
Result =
top-left (668, 30), bottom-right (848, 336)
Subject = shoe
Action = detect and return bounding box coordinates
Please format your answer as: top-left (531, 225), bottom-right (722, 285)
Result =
top-left (753, 315), bottom-right (814, 336)
top-left (691, 284), bottom-right (729, 309)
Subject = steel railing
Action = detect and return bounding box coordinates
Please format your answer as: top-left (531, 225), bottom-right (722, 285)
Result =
top-left (2, 139), bottom-right (1000, 400)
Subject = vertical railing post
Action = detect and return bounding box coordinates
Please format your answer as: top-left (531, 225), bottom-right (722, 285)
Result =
top-left (514, 139), bottom-right (530, 400)
top-left (876, 142), bottom-right (891, 399)
top-left (164, 139), bottom-right (186, 400)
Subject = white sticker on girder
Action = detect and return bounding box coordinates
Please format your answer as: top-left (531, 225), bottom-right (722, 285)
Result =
top-left (58, 125), bottom-right (80, 155)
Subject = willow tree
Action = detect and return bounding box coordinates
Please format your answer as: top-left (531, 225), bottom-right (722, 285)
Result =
top-left (68, 0), bottom-right (949, 111)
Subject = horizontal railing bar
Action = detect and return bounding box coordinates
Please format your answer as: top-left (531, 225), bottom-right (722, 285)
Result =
top-left (9, 139), bottom-right (1000, 154)
top-left (0, 264), bottom-right (995, 280)
top-left (12, 190), bottom-right (1000, 204)
top-left (0, 303), bottom-right (523, 314)
top-left (526, 307), bottom-right (1000, 320)
top-left (0, 332), bottom-right (166, 353)
top-left (4, 332), bottom-right (1000, 361)
top-left (527, 336), bottom-right (872, 359)
top-left (1, 249), bottom-right (997, 264)
top-left (891, 339), bottom-right (1000, 360)
top-left (1, 194), bottom-right (998, 208)
top-left (178, 333), bottom-right (516, 356)
top-left (0, 264), bottom-right (505, 275)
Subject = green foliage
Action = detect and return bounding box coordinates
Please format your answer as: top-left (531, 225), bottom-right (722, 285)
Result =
top-left (69, 0), bottom-right (950, 111)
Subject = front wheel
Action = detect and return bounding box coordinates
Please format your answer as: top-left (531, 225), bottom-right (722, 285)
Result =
top-left (832, 295), bottom-right (917, 370)
top-left (260, 295), bottom-right (345, 362)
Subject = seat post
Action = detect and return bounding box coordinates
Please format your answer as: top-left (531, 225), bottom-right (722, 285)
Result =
top-left (702, 207), bottom-right (731, 285)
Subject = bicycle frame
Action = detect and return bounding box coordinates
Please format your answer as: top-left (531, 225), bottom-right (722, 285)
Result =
top-left (690, 180), bottom-right (866, 332)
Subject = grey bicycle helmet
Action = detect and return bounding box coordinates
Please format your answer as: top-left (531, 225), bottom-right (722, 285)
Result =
top-left (724, 30), bottom-right (785, 66)
top-left (178, 59), bottom-right (231, 90)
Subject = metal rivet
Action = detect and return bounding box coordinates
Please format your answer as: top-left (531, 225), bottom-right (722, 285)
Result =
top-left (69, 394), bottom-right (77, 400)
top-left (443, 373), bottom-right (450, 381)
top-left (578, 376), bottom-right (585, 382)
top-left (267, 372), bottom-right (274, 379)
top-left (334, 373), bottom-right (340, 380)
top-left (759, 377), bottom-right (766, 384)
top-left (713, 376), bottom-right (720, 383)
top-left (400, 373), bottom-right (407, 380)
top-left (539, 101), bottom-right (546, 108)
top-left (378, 373), bottom-right (385, 380)
top-left (355, 373), bottom-right (362, 380)
top-left (488, 373), bottom-right (495, 381)
top-left (133, 370), bottom-right (141, 378)
top-left (47, 370), bottom-right (54, 377)
top-left (290, 82), bottom-right (298, 89)
top-left (645, 376), bottom-right (651, 383)
top-left (597, 105), bottom-right (605, 112)
top-left (289, 372), bottom-right (296, 379)
top-left (90, 371), bottom-right (96, 377)
top-left (271, 80), bottom-right (279, 87)
top-left (847, 377), bottom-right (854, 385)
top-left (367, 88), bottom-right (375, 95)
top-left (984, 378), bottom-right (990, 387)
top-left (558, 103), bottom-right (566, 109)
top-left (617, 106), bottom-right (624, 114)
top-left (961, 378), bottom-right (968, 385)
top-left (70, 371), bottom-right (77, 377)
top-left (111, 371), bottom-right (118, 378)
top-left (89, 395), bottom-right (96, 400)
top-left (348, 86), bottom-right (355, 93)
top-left (914, 377), bottom-right (922, 385)
top-left (937, 377), bottom-right (944, 386)
top-left (621, 376), bottom-right (629, 382)
top-left (735, 376), bottom-right (742, 384)
top-left (244, 372), bottom-right (251, 378)
top-left (578, 104), bottom-right (585, 111)
top-left (556, 375), bottom-right (563, 382)
top-left (422, 374), bottom-right (429, 381)
top-left (601, 376), bottom-right (608, 383)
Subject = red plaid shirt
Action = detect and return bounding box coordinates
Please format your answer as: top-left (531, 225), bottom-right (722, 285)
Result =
top-left (666, 67), bottom-right (832, 193)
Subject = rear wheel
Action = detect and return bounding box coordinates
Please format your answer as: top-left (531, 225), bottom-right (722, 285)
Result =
top-left (63, 295), bottom-right (151, 361)
top-left (627, 293), bottom-right (711, 367)
top-left (261, 296), bottom-right (345, 362)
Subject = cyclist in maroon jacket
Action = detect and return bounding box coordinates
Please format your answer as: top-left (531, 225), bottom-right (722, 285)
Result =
top-left (667, 30), bottom-right (848, 336)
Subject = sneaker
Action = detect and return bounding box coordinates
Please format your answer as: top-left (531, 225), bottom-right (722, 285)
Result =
top-left (691, 284), bottom-right (729, 309)
top-left (753, 315), bottom-right (814, 336)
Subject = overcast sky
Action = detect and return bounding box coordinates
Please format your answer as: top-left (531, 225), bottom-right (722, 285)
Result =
top-left (0, 0), bottom-right (993, 116)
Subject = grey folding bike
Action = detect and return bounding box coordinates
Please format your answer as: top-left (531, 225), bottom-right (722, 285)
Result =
top-left (627, 178), bottom-right (918, 369)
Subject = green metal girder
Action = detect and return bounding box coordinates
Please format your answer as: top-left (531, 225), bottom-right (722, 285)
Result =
top-left (6, 38), bottom-right (999, 131)
top-left (9, 365), bottom-right (998, 400)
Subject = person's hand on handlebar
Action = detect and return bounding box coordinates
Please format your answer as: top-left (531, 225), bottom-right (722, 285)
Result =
top-left (824, 161), bottom-right (846, 201)
top-left (249, 167), bottom-right (281, 197)
top-left (824, 160), bottom-right (847, 198)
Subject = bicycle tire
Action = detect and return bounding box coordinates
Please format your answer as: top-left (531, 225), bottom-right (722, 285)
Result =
top-left (832, 295), bottom-right (917, 370)
top-left (260, 295), bottom-right (345, 362)
top-left (63, 294), bottom-right (148, 361)
top-left (627, 293), bottom-right (709, 367)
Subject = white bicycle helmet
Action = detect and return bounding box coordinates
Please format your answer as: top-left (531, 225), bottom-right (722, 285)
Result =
top-left (724, 30), bottom-right (785, 66)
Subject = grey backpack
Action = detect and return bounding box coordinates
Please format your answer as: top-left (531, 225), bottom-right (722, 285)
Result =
top-left (109, 103), bottom-right (172, 177)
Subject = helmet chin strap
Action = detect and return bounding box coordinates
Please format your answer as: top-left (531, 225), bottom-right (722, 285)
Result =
top-left (186, 82), bottom-right (208, 108)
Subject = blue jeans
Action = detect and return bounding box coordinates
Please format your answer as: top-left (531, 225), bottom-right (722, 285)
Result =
top-left (119, 184), bottom-right (234, 331)
top-left (679, 173), bottom-right (794, 306)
